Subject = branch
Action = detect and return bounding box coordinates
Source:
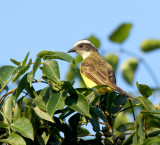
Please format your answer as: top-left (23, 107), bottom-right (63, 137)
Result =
top-left (0, 88), bottom-right (16, 104)
top-left (129, 99), bottom-right (136, 121)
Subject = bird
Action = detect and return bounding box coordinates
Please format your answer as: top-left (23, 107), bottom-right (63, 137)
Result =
top-left (67, 40), bottom-right (134, 99)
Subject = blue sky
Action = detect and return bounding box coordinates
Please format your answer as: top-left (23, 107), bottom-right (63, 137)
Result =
top-left (0, 0), bottom-right (160, 101)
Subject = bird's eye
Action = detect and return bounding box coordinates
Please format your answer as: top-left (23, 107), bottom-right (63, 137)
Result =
top-left (79, 44), bottom-right (83, 48)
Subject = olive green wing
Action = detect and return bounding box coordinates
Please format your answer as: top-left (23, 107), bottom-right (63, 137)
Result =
top-left (81, 57), bottom-right (116, 85)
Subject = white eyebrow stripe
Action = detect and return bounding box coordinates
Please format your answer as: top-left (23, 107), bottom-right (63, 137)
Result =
top-left (73, 40), bottom-right (95, 47)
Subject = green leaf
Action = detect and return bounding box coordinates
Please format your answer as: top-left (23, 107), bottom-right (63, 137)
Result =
top-left (136, 82), bottom-right (153, 98)
top-left (15, 74), bottom-right (27, 101)
top-left (42, 60), bottom-right (60, 84)
top-left (47, 92), bottom-right (62, 117)
top-left (12, 64), bottom-right (31, 83)
top-left (13, 99), bottom-right (22, 122)
top-left (109, 23), bottom-right (132, 43)
top-left (10, 117), bottom-right (34, 140)
top-left (94, 107), bottom-right (108, 124)
top-left (141, 39), bottom-right (160, 52)
top-left (138, 115), bottom-right (145, 143)
top-left (37, 51), bottom-right (75, 64)
top-left (121, 58), bottom-right (138, 85)
top-left (0, 121), bottom-right (5, 128)
top-left (123, 132), bottom-right (135, 145)
top-left (117, 122), bottom-right (134, 132)
top-left (22, 52), bottom-right (29, 65)
top-left (65, 93), bottom-right (91, 118)
top-left (27, 57), bottom-right (41, 83)
top-left (34, 106), bottom-right (54, 123)
top-left (0, 65), bottom-right (16, 87)
top-left (0, 133), bottom-right (26, 145)
top-left (69, 113), bottom-right (80, 138)
top-left (105, 54), bottom-right (118, 72)
top-left (136, 96), bottom-right (154, 111)
top-left (34, 87), bottom-right (50, 111)
top-left (65, 67), bottom-right (77, 81)
top-left (88, 35), bottom-right (100, 48)
top-left (112, 94), bottom-right (127, 114)
top-left (33, 57), bottom-right (41, 74)
top-left (3, 94), bottom-right (13, 124)
top-left (75, 55), bottom-right (83, 64)
top-left (77, 127), bottom-right (90, 137)
top-left (142, 136), bottom-right (160, 145)
top-left (37, 131), bottom-right (50, 145)
top-left (10, 58), bottom-right (21, 66)
top-left (140, 110), bottom-right (160, 119)
top-left (88, 106), bottom-right (100, 132)
top-left (101, 92), bottom-right (117, 115)
top-left (148, 130), bottom-right (160, 137)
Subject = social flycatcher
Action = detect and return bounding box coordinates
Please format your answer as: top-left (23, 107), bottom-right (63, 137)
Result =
top-left (67, 40), bottom-right (133, 99)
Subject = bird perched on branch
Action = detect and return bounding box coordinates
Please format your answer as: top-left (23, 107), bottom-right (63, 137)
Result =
top-left (67, 40), bottom-right (134, 99)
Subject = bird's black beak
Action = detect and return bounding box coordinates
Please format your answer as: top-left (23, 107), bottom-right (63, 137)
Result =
top-left (67, 48), bottom-right (76, 53)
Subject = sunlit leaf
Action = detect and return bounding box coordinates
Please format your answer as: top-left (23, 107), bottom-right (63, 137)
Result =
top-left (121, 58), bottom-right (138, 85)
top-left (12, 64), bottom-right (31, 83)
top-left (142, 136), bottom-right (160, 145)
top-left (37, 51), bottom-right (75, 64)
top-left (75, 55), bottom-right (83, 64)
top-left (27, 57), bottom-right (41, 83)
top-left (0, 133), bottom-right (26, 145)
top-left (136, 96), bottom-right (154, 111)
top-left (109, 23), bottom-right (132, 43)
top-left (13, 99), bottom-right (22, 122)
top-left (141, 39), bottom-right (160, 52)
top-left (0, 65), bottom-right (16, 87)
top-left (10, 117), bottom-right (34, 140)
top-left (3, 95), bottom-right (12, 124)
top-left (10, 58), bottom-right (21, 66)
top-left (47, 92), bottom-right (62, 117)
top-left (42, 60), bottom-right (60, 84)
top-left (22, 52), bottom-right (29, 65)
top-left (136, 82), bottom-right (153, 98)
top-left (34, 106), bottom-right (54, 123)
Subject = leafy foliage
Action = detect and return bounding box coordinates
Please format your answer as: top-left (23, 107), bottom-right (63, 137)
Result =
top-left (109, 23), bottom-right (132, 43)
top-left (0, 23), bottom-right (159, 144)
top-left (141, 39), bottom-right (160, 52)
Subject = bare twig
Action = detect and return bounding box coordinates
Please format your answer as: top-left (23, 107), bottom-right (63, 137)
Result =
top-left (129, 99), bottom-right (136, 121)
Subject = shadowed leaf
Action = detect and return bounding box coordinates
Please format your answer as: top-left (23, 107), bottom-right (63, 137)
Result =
top-left (136, 82), bottom-right (153, 98)
top-left (121, 58), bottom-right (138, 85)
top-left (105, 54), bottom-right (118, 72)
top-left (88, 35), bottom-right (100, 48)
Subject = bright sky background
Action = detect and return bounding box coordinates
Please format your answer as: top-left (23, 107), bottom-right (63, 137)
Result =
top-left (0, 1), bottom-right (160, 103)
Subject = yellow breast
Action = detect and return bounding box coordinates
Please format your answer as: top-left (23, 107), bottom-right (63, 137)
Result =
top-left (80, 70), bottom-right (113, 94)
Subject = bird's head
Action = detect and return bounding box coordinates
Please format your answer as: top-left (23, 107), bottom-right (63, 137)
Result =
top-left (67, 40), bottom-right (98, 59)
